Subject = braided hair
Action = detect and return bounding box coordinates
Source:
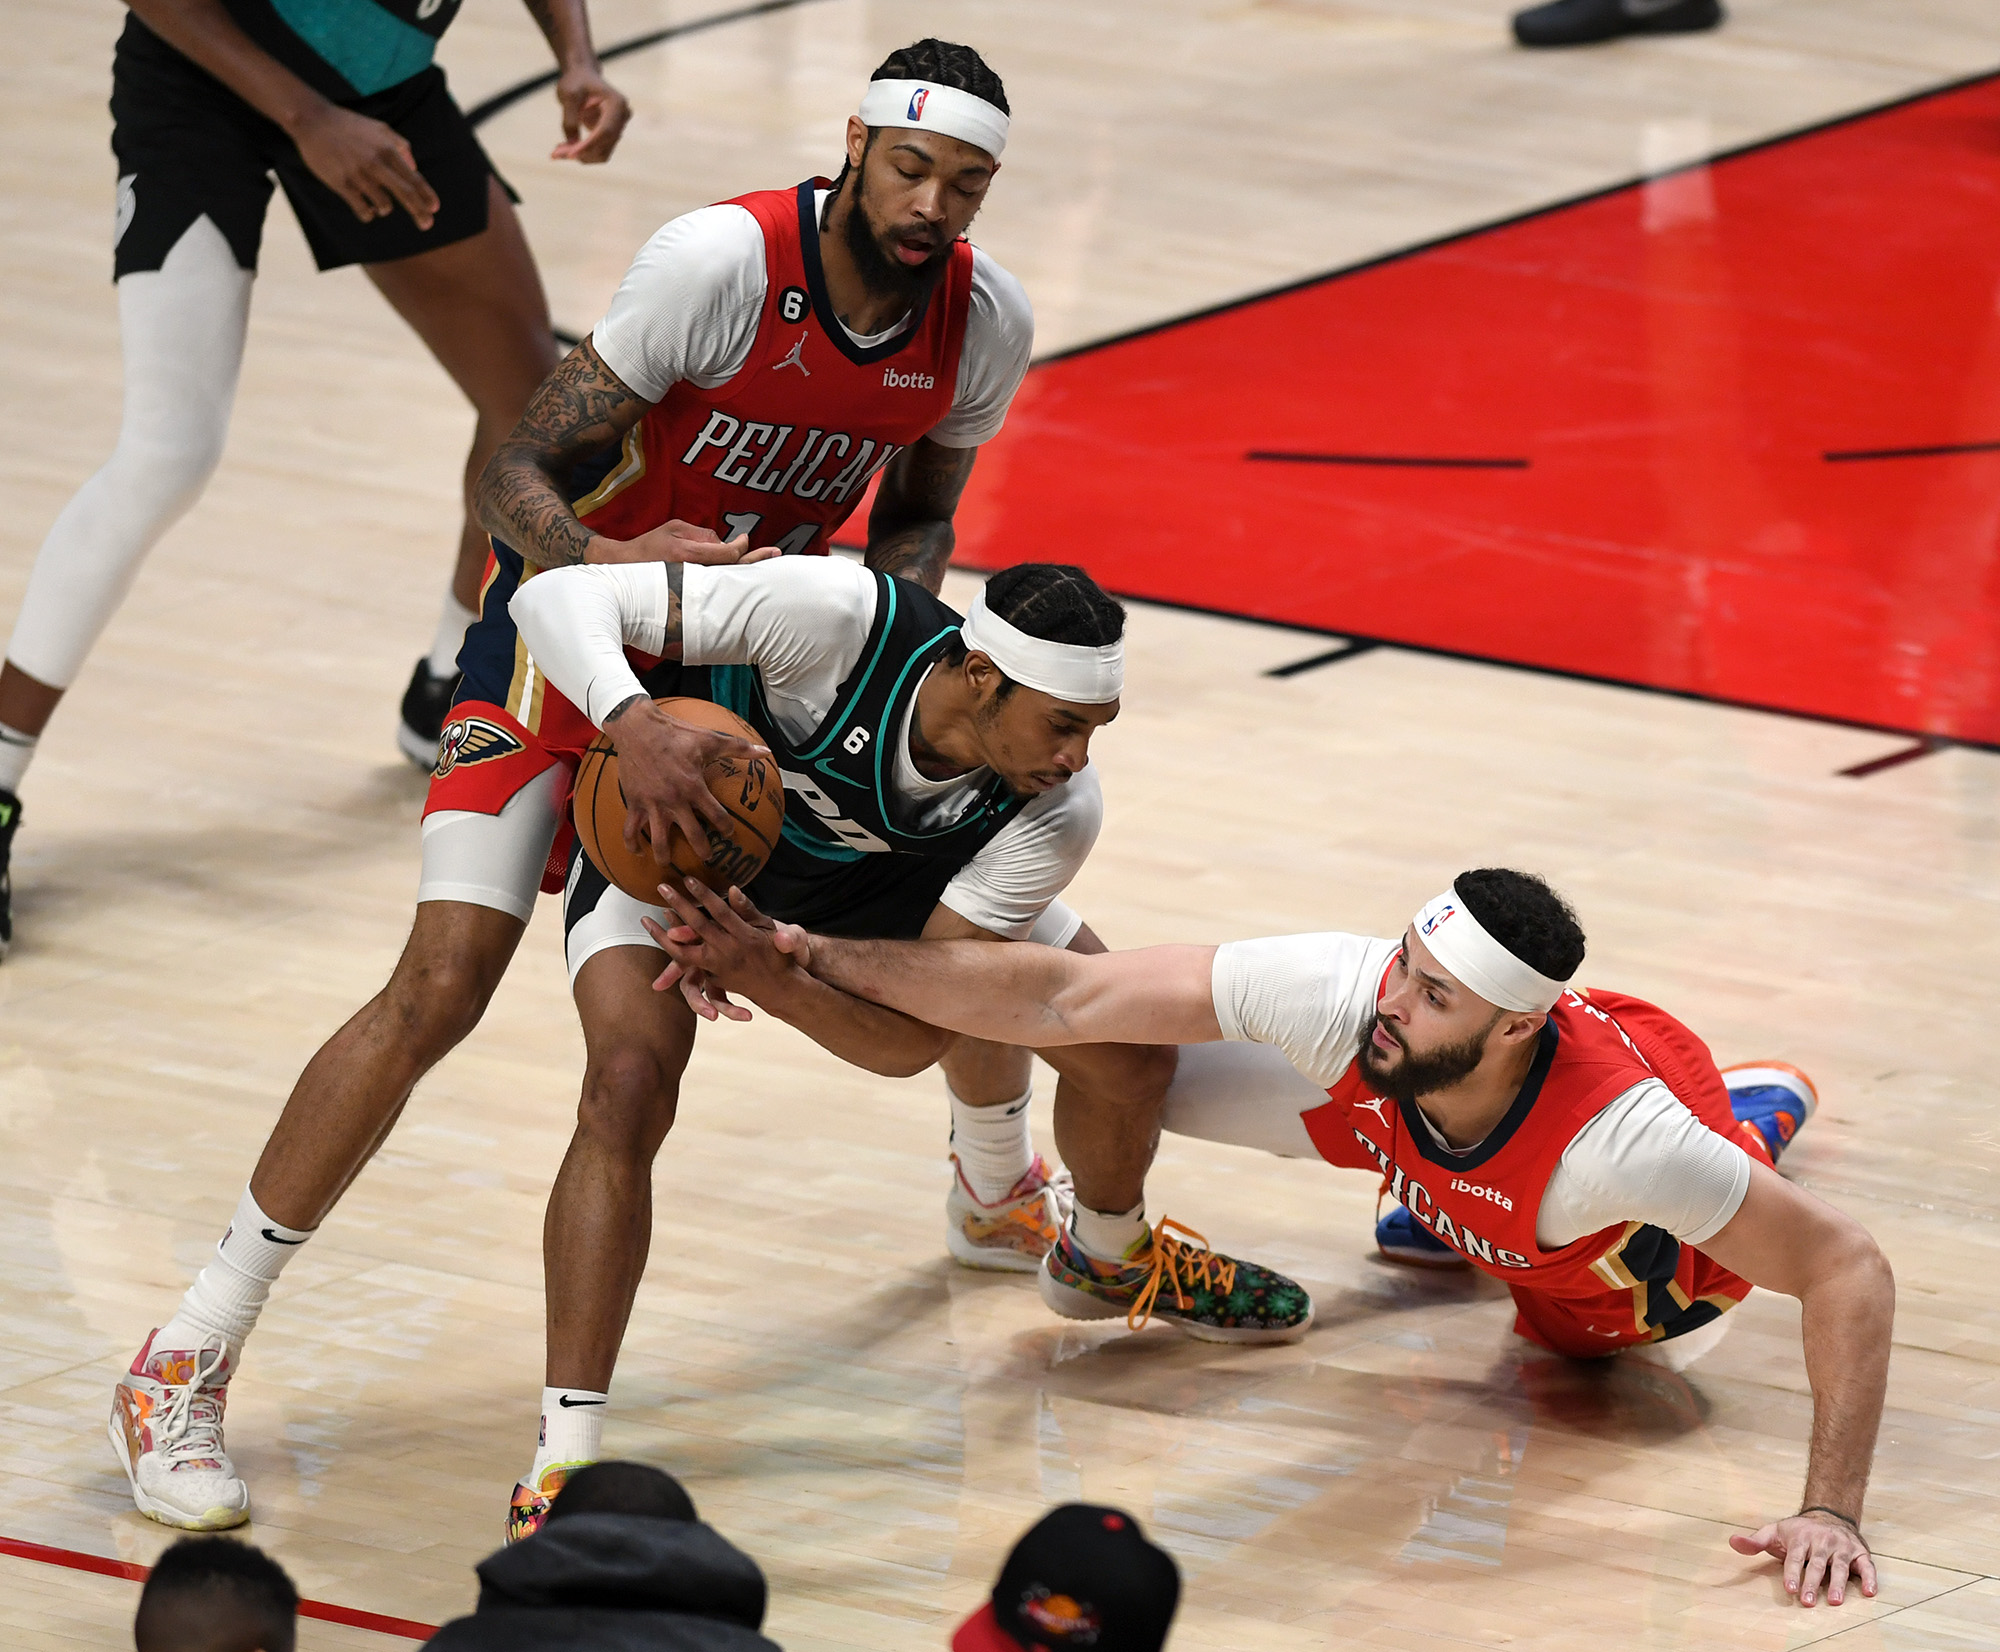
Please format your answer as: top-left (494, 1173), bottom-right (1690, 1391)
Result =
top-left (941, 564), bottom-right (1125, 696)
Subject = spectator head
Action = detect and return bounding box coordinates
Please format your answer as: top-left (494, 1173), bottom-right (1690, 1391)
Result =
top-left (953, 1505), bottom-right (1181, 1652)
top-left (134, 1537), bottom-right (298, 1652)
top-left (545, 1460), bottom-right (699, 1525)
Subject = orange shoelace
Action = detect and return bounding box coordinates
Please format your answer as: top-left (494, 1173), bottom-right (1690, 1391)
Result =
top-left (1125, 1217), bottom-right (1238, 1331)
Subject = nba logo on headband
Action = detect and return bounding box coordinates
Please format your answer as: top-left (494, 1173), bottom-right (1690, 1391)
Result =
top-left (908, 87), bottom-right (930, 120)
top-left (1420, 902), bottom-right (1456, 937)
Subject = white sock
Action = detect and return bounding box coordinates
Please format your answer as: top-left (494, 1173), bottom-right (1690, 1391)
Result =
top-left (948, 1083), bottom-right (1035, 1204)
top-left (427, 591), bottom-right (478, 678)
top-left (533, 1387), bottom-right (607, 1476)
top-left (0, 721), bottom-right (35, 795)
top-left (1070, 1200), bottom-right (1148, 1264)
top-left (156, 1185), bottom-right (313, 1363)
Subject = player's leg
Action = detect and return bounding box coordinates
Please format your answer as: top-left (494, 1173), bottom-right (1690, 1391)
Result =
top-left (361, 177), bottom-right (558, 768)
top-left (0, 32), bottom-right (275, 957)
top-left (509, 860), bottom-right (698, 1540)
top-left (110, 760), bottom-right (560, 1529)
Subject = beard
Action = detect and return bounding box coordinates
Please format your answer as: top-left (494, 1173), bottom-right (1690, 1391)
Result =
top-left (841, 170), bottom-right (952, 312)
top-left (1358, 1013), bottom-right (1496, 1108)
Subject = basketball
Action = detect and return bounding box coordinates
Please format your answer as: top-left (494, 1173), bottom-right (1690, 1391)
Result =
top-left (572, 697), bottom-right (785, 903)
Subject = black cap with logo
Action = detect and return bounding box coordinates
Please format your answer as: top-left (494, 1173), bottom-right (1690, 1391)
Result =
top-left (952, 1504), bottom-right (1181, 1652)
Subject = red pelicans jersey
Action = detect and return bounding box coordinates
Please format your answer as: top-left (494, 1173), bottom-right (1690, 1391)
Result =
top-left (574, 178), bottom-right (973, 555)
top-left (1300, 975), bottom-right (1773, 1356)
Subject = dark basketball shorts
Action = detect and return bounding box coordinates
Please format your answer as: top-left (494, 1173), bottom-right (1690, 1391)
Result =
top-left (110, 19), bottom-right (510, 277)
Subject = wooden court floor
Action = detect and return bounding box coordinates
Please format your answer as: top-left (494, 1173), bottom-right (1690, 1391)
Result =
top-left (3, 2), bottom-right (1998, 1647)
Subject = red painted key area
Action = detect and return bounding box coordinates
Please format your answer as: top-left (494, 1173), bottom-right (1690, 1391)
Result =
top-left (944, 72), bottom-right (2000, 746)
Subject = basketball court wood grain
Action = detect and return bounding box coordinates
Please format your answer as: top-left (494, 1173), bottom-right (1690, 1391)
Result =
top-left (2, 2), bottom-right (1997, 1648)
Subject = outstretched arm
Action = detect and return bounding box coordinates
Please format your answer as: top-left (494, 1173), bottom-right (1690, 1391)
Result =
top-left (1701, 1162), bottom-right (1894, 1608)
top-left (864, 438), bottom-right (977, 595)
top-left (806, 928), bottom-right (1224, 1048)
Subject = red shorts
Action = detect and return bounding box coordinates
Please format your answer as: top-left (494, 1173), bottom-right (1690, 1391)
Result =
top-left (425, 699), bottom-right (576, 895)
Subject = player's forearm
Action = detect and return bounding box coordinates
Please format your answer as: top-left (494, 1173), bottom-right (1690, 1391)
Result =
top-left (1795, 1236), bottom-right (1895, 1521)
top-left (809, 936), bottom-right (1087, 1045)
top-left (522, 0), bottom-right (599, 71)
top-left (125, 0), bottom-right (327, 136)
top-left (477, 444), bottom-right (598, 568)
top-left (864, 441), bottom-right (976, 595)
top-left (753, 964), bottom-right (950, 1077)
top-left (864, 522), bottom-right (953, 595)
top-left (510, 564), bottom-right (675, 727)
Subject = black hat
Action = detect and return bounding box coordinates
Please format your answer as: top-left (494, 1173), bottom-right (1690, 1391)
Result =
top-left (952, 1504), bottom-right (1180, 1652)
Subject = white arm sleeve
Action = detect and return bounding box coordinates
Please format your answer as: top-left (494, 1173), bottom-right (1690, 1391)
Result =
top-left (925, 251), bottom-right (1034, 448)
top-left (936, 765), bottom-right (1102, 939)
top-left (508, 563), bottom-right (671, 729)
top-left (1209, 933), bottom-right (1399, 1087)
top-left (591, 205), bottom-right (769, 401)
top-left (1536, 1080), bottom-right (1755, 1250)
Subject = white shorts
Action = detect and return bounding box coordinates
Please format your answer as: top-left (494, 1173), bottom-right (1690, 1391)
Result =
top-left (415, 762), bottom-right (566, 922)
top-left (562, 864), bottom-right (1086, 990)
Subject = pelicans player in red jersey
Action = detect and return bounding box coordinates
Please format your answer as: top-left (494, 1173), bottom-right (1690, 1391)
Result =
top-left (651, 867), bottom-right (1893, 1613)
top-left (108, 39), bottom-right (1039, 1536)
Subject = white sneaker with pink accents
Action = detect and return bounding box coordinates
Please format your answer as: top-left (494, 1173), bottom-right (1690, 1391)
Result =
top-left (946, 1154), bottom-right (1073, 1273)
top-left (107, 1331), bottom-right (249, 1530)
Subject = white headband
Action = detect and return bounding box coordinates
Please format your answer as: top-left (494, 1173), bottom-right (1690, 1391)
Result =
top-left (858, 78), bottom-right (1009, 160)
top-left (959, 587), bottom-right (1123, 705)
top-left (1412, 889), bottom-right (1569, 1014)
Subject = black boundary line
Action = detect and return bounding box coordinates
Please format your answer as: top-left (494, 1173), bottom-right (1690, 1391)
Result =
top-left (462, 0), bottom-right (834, 128)
top-left (1265, 640), bottom-right (1381, 677)
top-left (1029, 63), bottom-right (2000, 368)
top-left (1825, 439), bottom-right (2000, 463)
top-left (1837, 738), bottom-right (1948, 778)
top-left (1247, 450), bottom-right (1529, 471)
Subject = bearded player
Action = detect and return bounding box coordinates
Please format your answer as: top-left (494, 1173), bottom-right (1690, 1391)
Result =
top-left (106, 40), bottom-right (1052, 1534)
top-left (652, 868), bottom-right (1892, 1613)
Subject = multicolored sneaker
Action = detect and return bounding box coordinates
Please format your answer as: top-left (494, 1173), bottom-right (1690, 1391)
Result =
top-left (1039, 1217), bottom-right (1313, 1344)
top-left (107, 1332), bottom-right (248, 1530)
top-left (508, 1459), bottom-right (591, 1543)
top-left (947, 1154), bottom-right (1071, 1273)
top-left (1722, 1061), bottom-right (1817, 1162)
top-left (1376, 1202), bottom-right (1470, 1269)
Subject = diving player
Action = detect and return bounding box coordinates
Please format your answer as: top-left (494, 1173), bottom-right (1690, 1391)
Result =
top-left (651, 868), bottom-right (1892, 1613)
top-left (0, 0), bottom-right (633, 956)
top-left (501, 553), bottom-right (1314, 1538)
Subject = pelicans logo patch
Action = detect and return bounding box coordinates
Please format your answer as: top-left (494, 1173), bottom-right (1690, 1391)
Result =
top-left (434, 715), bottom-right (526, 779)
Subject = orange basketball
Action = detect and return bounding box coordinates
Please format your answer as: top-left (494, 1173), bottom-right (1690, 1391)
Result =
top-left (572, 697), bottom-right (785, 904)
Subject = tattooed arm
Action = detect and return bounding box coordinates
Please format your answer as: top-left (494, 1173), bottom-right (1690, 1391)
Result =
top-left (475, 336), bottom-right (671, 569)
top-left (519, 0), bottom-right (631, 164)
top-left (864, 437), bottom-right (978, 595)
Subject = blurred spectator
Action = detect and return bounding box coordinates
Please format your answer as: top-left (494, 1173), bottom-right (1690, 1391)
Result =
top-left (952, 1504), bottom-right (1180, 1652)
top-left (134, 1536), bottom-right (298, 1652)
top-left (1512, 0), bottom-right (1723, 47)
top-left (425, 1461), bottom-right (779, 1651)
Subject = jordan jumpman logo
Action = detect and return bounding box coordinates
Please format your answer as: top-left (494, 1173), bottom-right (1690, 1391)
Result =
top-left (773, 331), bottom-right (810, 375)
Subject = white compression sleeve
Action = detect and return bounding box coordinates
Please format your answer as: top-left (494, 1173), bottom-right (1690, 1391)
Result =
top-left (5, 217), bottom-right (250, 690)
top-left (508, 562), bottom-right (668, 727)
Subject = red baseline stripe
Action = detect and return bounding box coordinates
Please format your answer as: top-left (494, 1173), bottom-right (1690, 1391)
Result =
top-left (0, 1533), bottom-right (440, 1640)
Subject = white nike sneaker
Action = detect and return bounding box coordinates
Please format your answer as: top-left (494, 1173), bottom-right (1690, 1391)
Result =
top-left (108, 1332), bottom-right (249, 1530)
top-left (946, 1154), bottom-right (1073, 1273)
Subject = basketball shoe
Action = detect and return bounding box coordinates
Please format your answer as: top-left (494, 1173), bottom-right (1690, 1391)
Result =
top-left (1513, 0), bottom-right (1722, 47)
top-left (1040, 1217), bottom-right (1314, 1344)
top-left (0, 787), bottom-right (18, 961)
top-left (947, 1154), bottom-right (1071, 1273)
top-left (397, 659), bottom-right (462, 771)
top-left (1375, 1203), bottom-right (1470, 1268)
top-left (1722, 1062), bottom-right (1817, 1163)
top-left (509, 1459), bottom-right (591, 1543)
top-left (107, 1332), bottom-right (248, 1530)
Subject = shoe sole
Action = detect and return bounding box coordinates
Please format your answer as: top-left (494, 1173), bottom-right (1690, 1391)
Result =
top-left (946, 1221), bottom-right (1049, 1274)
top-left (1721, 1061), bottom-right (1818, 1122)
top-left (396, 719), bottom-right (440, 772)
top-left (1038, 1261), bottom-right (1315, 1345)
top-left (1378, 1242), bottom-right (1472, 1270)
top-left (104, 1410), bottom-right (249, 1531)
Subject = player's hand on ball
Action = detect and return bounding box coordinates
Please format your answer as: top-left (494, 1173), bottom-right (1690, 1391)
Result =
top-left (588, 521), bottom-right (779, 566)
top-left (292, 102), bottom-right (440, 228)
top-left (604, 697), bottom-right (768, 865)
top-left (1730, 1513), bottom-right (1875, 1607)
top-left (551, 65), bottom-right (631, 164)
